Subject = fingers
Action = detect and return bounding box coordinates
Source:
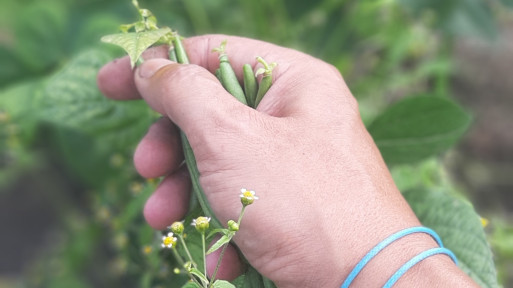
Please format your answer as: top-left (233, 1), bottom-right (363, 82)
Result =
top-left (184, 34), bottom-right (305, 77)
top-left (206, 242), bottom-right (244, 281)
top-left (134, 117), bottom-right (183, 179)
top-left (134, 58), bottom-right (251, 142)
top-left (97, 34), bottom-right (310, 101)
top-left (143, 166), bottom-right (190, 230)
top-left (97, 46), bottom-right (169, 100)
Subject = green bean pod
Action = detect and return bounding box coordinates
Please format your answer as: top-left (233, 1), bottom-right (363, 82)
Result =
top-left (213, 41), bottom-right (247, 105)
top-left (173, 32), bottom-right (222, 229)
top-left (168, 46), bottom-right (177, 62)
top-left (243, 64), bottom-right (258, 108)
top-left (172, 33), bottom-right (190, 64)
top-left (254, 75), bottom-right (272, 107)
top-left (215, 68), bottom-right (222, 82)
top-left (219, 56), bottom-right (247, 104)
top-left (254, 56), bottom-right (277, 107)
top-left (181, 134), bottom-right (222, 229)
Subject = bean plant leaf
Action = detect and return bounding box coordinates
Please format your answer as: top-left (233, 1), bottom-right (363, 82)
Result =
top-left (101, 27), bottom-right (171, 68)
top-left (403, 188), bottom-right (498, 288)
top-left (368, 96), bottom-right (471, 165)
top-left (206, 233), bottom-right (233, 255)
top-left (31, 49), bottom-right (154, 186)
top-left (213, 280), bottom-right (236, 288)
top-left (34, 49), bottom-right (154, 151)
top-left (240, 266), bottom-right (276, 288)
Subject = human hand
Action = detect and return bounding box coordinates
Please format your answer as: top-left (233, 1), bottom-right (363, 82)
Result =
top-left (97, 35), bottom-right (476, 288)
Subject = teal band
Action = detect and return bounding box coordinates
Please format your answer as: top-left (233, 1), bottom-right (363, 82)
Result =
top-left (341, 226), bottom-right (444, 288)
top-left (383, 247), bottom-right (458, 288)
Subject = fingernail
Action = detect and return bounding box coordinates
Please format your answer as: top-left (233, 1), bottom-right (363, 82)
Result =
top-left (138, 59), bottom-right (173, 79)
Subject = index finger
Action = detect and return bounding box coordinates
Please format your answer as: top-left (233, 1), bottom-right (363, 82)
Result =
top-left (97, 34), bottom-right (310, 101)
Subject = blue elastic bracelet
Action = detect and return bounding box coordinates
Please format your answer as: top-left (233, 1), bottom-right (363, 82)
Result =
top-left (341, 226), bottom-right (444, 288)
top-left (383, 247), bottom-right (458, 288)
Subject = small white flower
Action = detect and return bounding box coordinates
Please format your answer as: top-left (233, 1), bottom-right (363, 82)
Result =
top-left (161, 232), bottom-right (177, 248)
top-left (240, 188), bottom-right (259, 205)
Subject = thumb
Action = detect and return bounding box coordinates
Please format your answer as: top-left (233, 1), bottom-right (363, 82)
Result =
top-left (134, 58), bottom-right (249, 143)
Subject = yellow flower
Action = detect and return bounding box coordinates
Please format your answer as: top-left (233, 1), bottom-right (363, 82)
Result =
top-left (481, 217), bottom-right (489, 228)
top-left (142, 245), bottom-right (152, 254)
top-left (161, 232), bottom-right (177, 248)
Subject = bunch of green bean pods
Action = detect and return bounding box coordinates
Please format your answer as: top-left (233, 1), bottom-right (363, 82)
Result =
top-left (169, 35), bottom-right (276, 230)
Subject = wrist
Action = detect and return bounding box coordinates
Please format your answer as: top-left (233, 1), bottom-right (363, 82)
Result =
top-left (332, 226), bottom-right (478, 288)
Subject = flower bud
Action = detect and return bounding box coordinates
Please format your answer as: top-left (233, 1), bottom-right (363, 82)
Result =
top-left (170, 221), bottom-right (184, 235)
top-left (227, 220), bottom-right (239, 231)
top-left (192, 216), bottom-right (211, 233)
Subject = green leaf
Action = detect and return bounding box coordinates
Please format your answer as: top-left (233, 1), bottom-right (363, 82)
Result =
top-left (231, 274), bottom-right (245, 288)
top-left (368, 96), bottom-right (471, 165)
top-left (34, 49), bottom-right (154, 151)
top-left (101, 27), bottom-right (171, 68)
top-left (206, 234), bottom-right (233, 255)
top-left (213, 280), bottom-right (236, 288)
top-left (29, 49), bottom-right (153, 186)
top-left (398, 0), bottom-right (497, 38)
top-left (189, 267), bottom-right (209, 285)
top-left (241, 266), bottom-right (276, 288)
top-left (501, 0), bottom-right (513, 8)
top-left (403, 188), bottom-right (498, 288)
top-left (207, 228), bottom-right (231, 240)
top-left (182, 281), bottom-right (202, 288)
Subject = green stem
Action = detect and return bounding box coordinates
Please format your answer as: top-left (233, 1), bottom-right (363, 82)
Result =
top-left (237, 206), bottom-right (247, 226)
top-left (172, 247), bottom-right (203, 287)
top-left (179, 235), bottom-right (197, 268)
top-left (202, 232), bottom-right (207, 287)
top-left (208, 242), bottom-right (229, 287)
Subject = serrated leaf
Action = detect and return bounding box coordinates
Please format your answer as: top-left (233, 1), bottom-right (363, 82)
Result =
top-left (30, 49), bottom-right (154, 186)
top-left (101, 28), bottom-right (171, 68)
top-left (34, 49), bottom-right (154, 151)
top-left (206, 234), bottom-right (233, 255)
top-left (368, 96), bottom-right (471, 165)
top-left (403, 188), bottom-right (498, 288)
top-left (213, 280), bottom-right (236, 288)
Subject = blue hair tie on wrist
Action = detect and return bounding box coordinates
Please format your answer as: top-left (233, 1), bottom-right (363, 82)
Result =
top-left (341, 226), bottom-right (445, 288)
top-left (383, 247), bottom-right (458, 288)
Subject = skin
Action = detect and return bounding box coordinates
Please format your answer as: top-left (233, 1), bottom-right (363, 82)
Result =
top-left (97, 34), bottom-right (478, 288)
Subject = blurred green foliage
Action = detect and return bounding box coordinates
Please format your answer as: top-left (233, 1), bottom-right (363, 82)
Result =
top-left (1, 0), bottom-right (512, 287)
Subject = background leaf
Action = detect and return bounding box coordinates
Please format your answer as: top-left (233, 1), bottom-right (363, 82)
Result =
top-left (404, 188), bottom-right (499, 288)
top-left (30, 49), bottom-right (154, 186)
top-left (368, 96), bottom-right (471, 165)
